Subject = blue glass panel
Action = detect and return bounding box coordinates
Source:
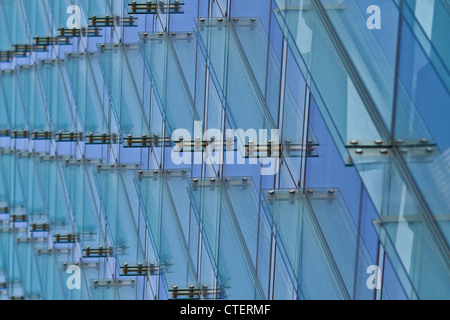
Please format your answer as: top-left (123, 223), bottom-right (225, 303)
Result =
top-left (17, 66), bottom-right (51, 135)
top-left (194, 18), bottom-right (277, 146)
top-left (273, 0), bottom-right (389, 153)
top-left (98, 43), bottom-right (152, 141)
top-left (262, 188), bottom-right (349, 299)
top-left (65, 52), bottom-right (115, 140)
top-left (94, 165), bottom-right (146, 275)
top-left (140, 32), bottom-right (200, 139)
top-left (135, 170), bottom-right (198, 298)
top-left (306, 188), bottom-right (374, 299)
top-left (188, 178), bottom-right (264, 300)
top-left (39, 60), bottom-right (77, 138)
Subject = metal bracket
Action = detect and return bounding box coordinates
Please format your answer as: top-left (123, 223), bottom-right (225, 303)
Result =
top-left (84, 246), bottom-right (113, 257)
top-left (32, 130), bottom-right (53, 140)
top-left (128, 0), bottom-right (184, 14)
top-left (92, 279), bottom-right (136, 289)
top-left (121, 263), bottom-right (160, 275)
top-left (90, 15), bottom-right (136, 27)
top-left (34, 36), bottom-right (72, 46)
top-left (169, 285), bottom-right (221, 299)
top-left (58, 27), bottom-right (102, 38)
top-left (13, 44), bottom-right (48, 53)
top-left (30, 223), bottom-right (49, 232)
top-left (56, 131), bottom-right (83, 142)
top-left (10, 214), bottom-right (27, 222)
top-left (125, 134), bottom-right (170, 147)
top-left (54, 233), bottom-right (77, 243)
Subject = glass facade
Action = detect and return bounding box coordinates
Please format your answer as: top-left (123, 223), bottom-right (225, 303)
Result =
top-left (0, 0), bottom-right (448, 300)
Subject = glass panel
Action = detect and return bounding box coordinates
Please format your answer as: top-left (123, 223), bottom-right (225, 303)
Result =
top-left (231, 17), bottom-right (319, 157)
top-left (135, 170), bottom-right (198, 298)
top-left (306, 188), bottom-right (374, 299)
top-left (82, 0), bottom-right (126, 18)
top-left (39, 60), bottom-right (77, 139)
top-left (373, 217), bottom-right (450, 300)
top-left (33, 243), bottom-right (66, 300)
top-left (262, 188), bottom-right (349, 299)
top-left (273, 1), bottom-right (389, 150)
top-left (0, 70), bottom-right (28, 134)
top-left (48, 0), bottom-right (89, 31)
top-left (65, 52), bottom-right (115, 141)
top-left (398, 0), bottom-right (450, 92)
top-left (188, 178), bottom-right (264, 300)
top-left (194, 18), bottom-right (277, 146)
top-left (316, 0), bottom-right (399, 133)
top-left (62, 160), bottom-right (109, 257)
top-left (223, 177), bottom-right (260, 267)
top-left (140, 32), bottom-right (199, 139)
top-left (36, 157), bottom-right (75, 237)
top-left (0, 0), bottom-right (30, 46)
top-left (392, 14), bottom-right (450, 229)
top-left (0, 150), bottom-right (26, 216)
top-left (94, 165), bottom-right (146, 274)
top-left (17, 66), bottom-right (51, 135)
top-left (60, 260), bottom-right (91, 300)
top-left (170, 32), bottom-right (198, 100)
top-left (97, 43), bottom-right (152, 142)
top-left (351, 147), bottom-right (450, 299)
top-left (22, 0), bottom-right (53, 38)
top-left (89, 278), bottom-right (141, 300)
top-left (14, 153), bottom-right (46, 227)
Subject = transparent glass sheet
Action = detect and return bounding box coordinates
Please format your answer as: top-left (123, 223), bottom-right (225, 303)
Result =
top-left (306, 188), bottom-right (374, 299)
top-left (62, 160), bottom-right (108, 256)
top-left (22, 0), bottom-right (53, 38)
top-left (48, 0), bottom-right (89, 31)
top-left (0, 71), bottom-right (28, 134)
top-left (97, 43), bottom-right (152, 141)
top-left (17, 66), bottom-right (51, 135)
top-left (60, 261), bottom-right (91, 300)
top-left (373, 217), bottom-right (450, 299)
top-left (140, 32), bottom-right (200, 140)
top-left (223, 177), bottom-right (260, 267)
top-left (398, 0), bottom-right (450, 91)
top-left (170, 32), bottom-right (197, 99)
top-left (89, 278), bottom-right (140, 300)
top-left (39, 60), bottom-right (77, 137)
top-left (35, 157), bottom-right (75, 237)
top-left (398, 146), bottom-right (450, 226)
top-left (0, 150), bottom-right (26, 216)
top-left (188, 178), bottom-right (264, 300)
top-left (33, 243), bottom-right (66, 300)
top-left (0, 230), bottom-right (42, 300)
top-left (81, 0), bottom-right (127, 19)
top-left (231, 17), bottom-right (318, 148)
top-left (273, 1), bottom-right (389, 149)
top-left (0, 0), bottom-right (30, 46)
top-left (14, 153), bottom-right (46, 226)
top-left (351, 147), bottom-right (450, 299)
top-left (262, 189), bottom-right (348, 299)
top-left (316, 0), bottom-right (398, 133)
top-left (134, 170), bottom-right (197, 297)
top-left (94, 166), bottom-right (146, 274)
top-left (65, 52), bottom-right (114, 140)
top-left (194, 18), bottom-right (277, 145)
